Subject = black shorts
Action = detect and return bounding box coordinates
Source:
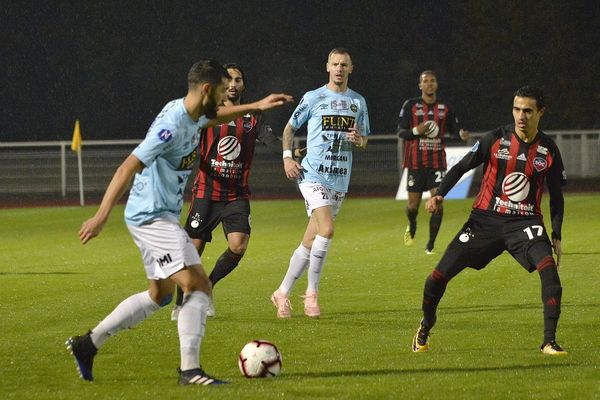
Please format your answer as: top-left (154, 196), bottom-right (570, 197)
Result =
top-left (184, 198), bottom-right (251, 242)
top-left (436, 210), bottom-right (554, 276)
top-left (406, 168), bottom-right (445, 193)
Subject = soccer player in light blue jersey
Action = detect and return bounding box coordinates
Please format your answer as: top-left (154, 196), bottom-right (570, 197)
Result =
top-left (67, 60), bottom-right (292, 385)
top-left (271, 48), bottom-right (370, 318)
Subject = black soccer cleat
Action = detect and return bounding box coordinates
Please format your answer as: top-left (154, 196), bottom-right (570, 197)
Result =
top-left (66, 331), bottom-right (98, 381)
top-left (412, 320), bottom-right (431, 352)
top-left (178, 367), bottom-right (228, 386)
top-left (541, 341), bottom-right (568, 355)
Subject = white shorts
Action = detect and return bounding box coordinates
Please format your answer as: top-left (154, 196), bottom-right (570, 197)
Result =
top-left (127, 217), bottom-right (201, 280)
top-left (299, 182), bottom-right (346, 217)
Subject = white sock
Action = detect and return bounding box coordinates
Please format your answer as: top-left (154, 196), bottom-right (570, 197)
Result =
top-left (178, 290), bottom-right (209, 371)
top-left (307, 235), bottom-right (331, 293)
top-left (90, 290), bottom-right (160, 349)
top-left (278, 244), bottom-right (311, 296)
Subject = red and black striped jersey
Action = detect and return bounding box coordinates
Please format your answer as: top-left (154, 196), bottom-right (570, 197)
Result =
top-left (437, 125), bottom-right (566, 236)
top-left (397, 97), bottom-right (462, 169)
top-left (191, 114), bottom-right (278, 201)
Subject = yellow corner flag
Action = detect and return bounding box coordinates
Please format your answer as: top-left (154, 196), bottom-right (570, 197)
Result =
top-left (71, 119), bottom-right (83, 153)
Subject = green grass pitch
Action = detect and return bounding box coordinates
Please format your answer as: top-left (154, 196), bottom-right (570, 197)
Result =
top-left (1, 194), bottom-right (599, 399)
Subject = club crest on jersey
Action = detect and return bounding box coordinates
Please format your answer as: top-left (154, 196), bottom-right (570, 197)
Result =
top-left (350, 103), bottom-right (358, 112)
top-left (502, 172), bottom-right (530, 202)
top-left (157, 129), bottom-right (173, 142)
top-left (533, 157), bottom-right (547, 172)
top-left (218, 136), bottom-right (241, 161)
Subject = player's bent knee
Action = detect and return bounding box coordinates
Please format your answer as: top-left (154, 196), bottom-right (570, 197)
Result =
top-left (527, 239), bottom-right (554, 268)
top-left (228, 245), bottom-right (247, 257)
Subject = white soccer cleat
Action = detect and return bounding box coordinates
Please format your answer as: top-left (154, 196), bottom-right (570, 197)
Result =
top-left (206, 297), bottom-right (216, 317)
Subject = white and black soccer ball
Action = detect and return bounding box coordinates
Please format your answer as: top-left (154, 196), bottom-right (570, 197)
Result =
top-left (238, 340), bottom-right (282, 378)
top-left (423, 120), bottom-right (439, 138)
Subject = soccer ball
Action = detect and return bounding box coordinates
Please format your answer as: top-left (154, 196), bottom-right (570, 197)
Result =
top-left (424, 120), bottom-right (439, 138)
top-left (238, 340), bottom-right (282, 378)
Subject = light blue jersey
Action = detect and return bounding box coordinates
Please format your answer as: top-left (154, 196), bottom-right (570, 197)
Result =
top-left (125, 99), bottom-right (208, 225)
top-left (290, 85), bottom-right (370, 192)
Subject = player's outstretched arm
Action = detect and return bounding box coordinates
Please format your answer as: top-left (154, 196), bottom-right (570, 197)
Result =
top-left (425, 195), bottom-right (444, 214)
top-left (79, 154), bottom-right (143, 244)
top-left (211, 94), bottom-right (294, 126)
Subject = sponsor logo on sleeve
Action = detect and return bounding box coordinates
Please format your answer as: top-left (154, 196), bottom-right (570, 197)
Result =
top-left (470, 141), bottom-right (480, 152)
top-left (157, 129), bottom-right (173, 142)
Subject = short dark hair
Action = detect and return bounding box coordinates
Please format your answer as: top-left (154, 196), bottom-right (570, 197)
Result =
top-left (514, 86), bottom-right (546, 109)
top-left (419, 70), bottom-right (436, 82)
top-left (187, 60), bottom-right (230, 89)
top-left (328, 47), bottom-right (352, 61)
top-left (223, 62), bottom-right (246, 85)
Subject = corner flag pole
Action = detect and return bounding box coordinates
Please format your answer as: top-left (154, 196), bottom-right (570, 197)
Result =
top-left (71, 120), bottom-right (85, 206)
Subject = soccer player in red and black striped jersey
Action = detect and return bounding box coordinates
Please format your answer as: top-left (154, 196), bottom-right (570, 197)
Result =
top-left (397, 71), bottom-right (469, 254)
top-left (172, 63), bottom-right (297, 319)
top-left (412, 86), bottom-right (567, 355)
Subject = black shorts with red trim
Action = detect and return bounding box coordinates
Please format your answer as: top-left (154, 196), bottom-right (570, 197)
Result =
top-left (436, 210), bottom-right (554, 275)
top-left (184, 198), bottom-right (251, 242)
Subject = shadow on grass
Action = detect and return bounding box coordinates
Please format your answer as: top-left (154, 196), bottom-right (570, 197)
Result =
top-left (0, 271), bottom-right (81, 276)
top-left (284, 362), bottom-right (575, 379)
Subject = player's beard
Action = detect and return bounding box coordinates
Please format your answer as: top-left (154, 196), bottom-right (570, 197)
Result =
top-left (204, 95), bottom-right (219, 119)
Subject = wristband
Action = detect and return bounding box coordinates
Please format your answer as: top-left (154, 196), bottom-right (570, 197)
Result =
top-left (412, 127), bottom-right (420, 136)
top-left (283, 150), bottom-right (293, 159)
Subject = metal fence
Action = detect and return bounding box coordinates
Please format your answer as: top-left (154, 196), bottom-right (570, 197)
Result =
top-left (1, 130), bottom-right (598, 205)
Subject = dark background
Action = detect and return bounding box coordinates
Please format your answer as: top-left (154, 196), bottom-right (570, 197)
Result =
top-left (2, 0), bottom-right (599, 142)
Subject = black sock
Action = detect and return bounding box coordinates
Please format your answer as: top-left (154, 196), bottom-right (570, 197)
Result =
top-left (406, 207), bottom-right (418, 237)
top-left (422, 270), bottom-right (448, 329)
top-left (209, 248), bottom-right (243, 288)
top-left (538, 258), bottom-right (562, 343)
top-left (427, 209), bottom-right (443, 250)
